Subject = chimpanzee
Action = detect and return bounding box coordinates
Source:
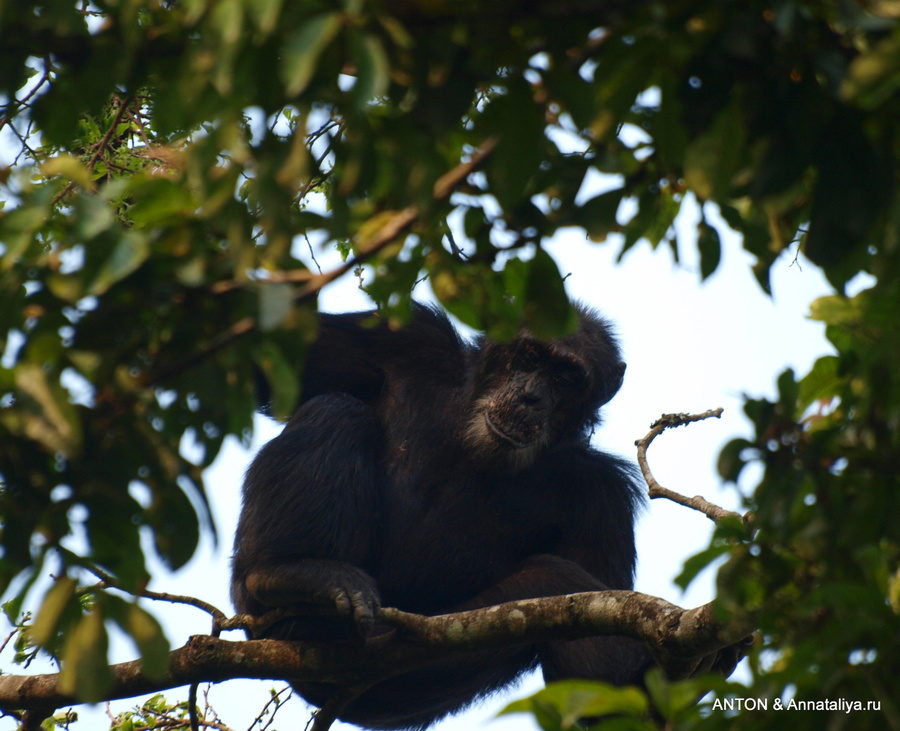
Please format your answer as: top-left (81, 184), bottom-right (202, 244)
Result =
top-left (231, 303), bottom-right (740, 730)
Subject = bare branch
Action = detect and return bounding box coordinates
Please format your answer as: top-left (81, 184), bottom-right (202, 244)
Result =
top-left (635, 410), bottom-right (748, 524)
top-left (432, 138), bottom-right (497, 200)
top-left (290, 207), bottom-right (419, 304)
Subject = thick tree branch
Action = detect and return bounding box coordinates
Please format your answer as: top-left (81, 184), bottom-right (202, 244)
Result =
top-left (0, 589), bottom-right (752, 715)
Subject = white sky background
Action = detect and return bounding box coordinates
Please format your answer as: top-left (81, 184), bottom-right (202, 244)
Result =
top-left (0, 187), bottom-right (839, 730)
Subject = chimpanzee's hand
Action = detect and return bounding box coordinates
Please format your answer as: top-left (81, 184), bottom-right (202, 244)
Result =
top-left (654, 634), bottom-right (755, 681)
top-left (245, 559), bottom-right (381, 638)
top-left (689, 634), bottom-right (755, 678)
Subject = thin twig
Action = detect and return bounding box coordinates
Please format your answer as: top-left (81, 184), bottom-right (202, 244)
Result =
top-left (305, 232), bottom-right (323, 274)
top-left (50, 95), bottom-right (133, 205)
top-left (123, 104), bottom-right (154, 150)
top-left (248, 686), bottom-right (292, 731)
top-left (634, 409), bottom-right (748, 524)
top-left (0, 627), bottom-right (19, 656)
top-left (73, 554), bottom-right (229, 625)
top-left (292, 207), bottom-right (418, 302)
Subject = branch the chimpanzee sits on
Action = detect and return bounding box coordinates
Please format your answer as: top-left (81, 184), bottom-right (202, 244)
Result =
top-left (231, 303), bottom-right (747, 730)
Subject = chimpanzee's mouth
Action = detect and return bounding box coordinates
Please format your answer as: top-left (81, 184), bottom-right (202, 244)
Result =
top-left (483, 413), bottom-right (532, 449)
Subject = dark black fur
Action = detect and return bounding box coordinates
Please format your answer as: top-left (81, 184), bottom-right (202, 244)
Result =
top-left (231, 305), bottom-right (652, 729)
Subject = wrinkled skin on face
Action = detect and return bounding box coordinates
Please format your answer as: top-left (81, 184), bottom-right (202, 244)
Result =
top-left (464, 308), bottom-right (626, 470)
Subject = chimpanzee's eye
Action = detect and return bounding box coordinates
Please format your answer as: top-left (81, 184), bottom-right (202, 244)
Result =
top-left (554, 366), bottom-right (585, 387)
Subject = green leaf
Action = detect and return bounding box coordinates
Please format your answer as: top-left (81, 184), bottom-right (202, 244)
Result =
top-left (86, 233), bottom-right (150, 296)
top-left (683, 100), bottom-right (746, 201)
top-left (0, 203), bottom-right (49, 264)
top-left (480, 77), bottom-right (547, 208)
top-left (73, 193), bottom-right (115, 241)
top-left (571, 188), bottom-right (624, 242)
top-left (502, 680), bottom-right (649, 729)
top-left (0, 559), bottom-right (44, 624)
top-left (798, 356), bottom-right (842, 409)
top-left (30, 576), bottom-right (78, 647)
top-left (643, 669), bottom-right (708, 720)
top-left (40, 155), bottom-right (94, 190)
top-left (841, 31), bottom-right (900, 109)
top-left (808, 293), bottom-right (860, 327)
top-left (126, 177), bottom-right (198, 227)
top-left (210, 0), bottom-right (244, 44)
top-left (522, 248), bottom-right (575, 340)
top-left (103, 594), bottom-right (170, 679)
top-left (84, 494), bottom-right (149, 591)
top-left (696, 221), bottom-right (721, 281)
top-left (258, 283), bottom-right (296, 331)
top-left (14, 364), bottom-right (83, 454)
top-left (59, 609), bottom-right (112, 703)
top-left (245, 0), bottom-right (285, 35)
top-left (253, 340), bottom-right (300, 419)
top-left (652, 78), bottom-right (690, 168)
top-left (282, 13), bottom-right (342, 97)
top-left (147, 479), bottom-right (201, 571)
top-left (674, 543), bottom-right (731, 591)
top-left (545, 65), bottom-right (596, 130)
top-left (46, 272), bottom-right (85, 302)
top-left (353, 34), bottom-right (390, 108)
top-left (717, 437), bottom-right (755, 483)
top-left (775, 367), bottom-right (799, 408)
top-left (805, 111), bottom-right (891, 272)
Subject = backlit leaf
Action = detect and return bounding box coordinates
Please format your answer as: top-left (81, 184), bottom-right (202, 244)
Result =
top-left (59, 609), bottom-right (112, 703)
top-left (282, 13), bottom-right (342, 97)
top-left (86, 233), bottom-right (150, 296)
top-left (30, 576), bottom-right (78, 647)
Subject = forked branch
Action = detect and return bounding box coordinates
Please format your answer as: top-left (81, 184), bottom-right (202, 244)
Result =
top-left (635, 409), bottom-right (748, 524)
